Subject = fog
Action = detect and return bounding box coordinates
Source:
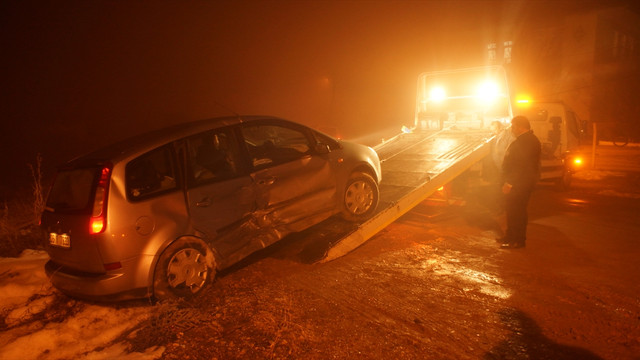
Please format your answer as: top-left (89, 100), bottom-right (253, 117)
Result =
top-left (0, 0), bottom-right (624, 197)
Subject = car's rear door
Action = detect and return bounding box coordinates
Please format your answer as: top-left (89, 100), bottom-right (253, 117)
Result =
top-left (185, 127), bottom-right (257, 256)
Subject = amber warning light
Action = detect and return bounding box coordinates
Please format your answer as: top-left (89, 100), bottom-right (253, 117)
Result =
top-left (568, 155), bottom-right (585, 170)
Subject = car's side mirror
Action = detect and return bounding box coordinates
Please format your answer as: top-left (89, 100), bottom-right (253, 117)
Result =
top-left (315, 143), bottom-right (331, 154)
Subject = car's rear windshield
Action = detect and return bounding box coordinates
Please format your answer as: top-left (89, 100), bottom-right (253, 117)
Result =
top-left (46, 167), bottom-right (99, 212)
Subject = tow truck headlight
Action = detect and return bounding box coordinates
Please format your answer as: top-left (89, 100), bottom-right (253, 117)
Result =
top-left (476, 81), bottom-right (500, 104)
top-left (429, 86), bottom-right (446, 102)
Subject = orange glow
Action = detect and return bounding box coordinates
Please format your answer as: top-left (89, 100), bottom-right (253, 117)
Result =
top-left (515, 95), bottom-right (532, 105)
top-left (90, 216), bottom-right (105, 234)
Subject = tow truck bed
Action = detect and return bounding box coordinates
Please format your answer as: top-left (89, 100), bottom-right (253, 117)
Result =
top-left (294, 127), bottom-right (495, 262)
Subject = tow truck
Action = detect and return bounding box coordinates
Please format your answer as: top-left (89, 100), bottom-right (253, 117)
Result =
top-left (311, 66), bottom-right (509, 261)
top-left (310, 66), bottom-right (586, 262)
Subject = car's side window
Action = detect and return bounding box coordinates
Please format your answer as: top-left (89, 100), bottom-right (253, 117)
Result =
top-left (186, 128), bottom-right (242, 187)
top-left (126, 145), bottom-right (178, 201)
top-left (241, 124), bottom-right (311, 168)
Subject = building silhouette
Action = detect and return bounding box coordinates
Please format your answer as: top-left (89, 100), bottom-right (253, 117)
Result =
top-left (491, 5), bottom-right (640, 141)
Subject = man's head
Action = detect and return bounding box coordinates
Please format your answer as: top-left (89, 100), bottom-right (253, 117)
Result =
top-left (490, 120), bottom-right (504, 134)
top-left (511, 116), bottom-right (531, 137)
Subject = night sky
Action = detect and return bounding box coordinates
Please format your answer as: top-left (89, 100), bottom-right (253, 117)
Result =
top-left (0, 0), bottom-right (631, 198)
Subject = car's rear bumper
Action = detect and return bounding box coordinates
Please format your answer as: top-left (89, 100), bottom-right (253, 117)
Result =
top-left (44, 257), bottom-right (152, 301)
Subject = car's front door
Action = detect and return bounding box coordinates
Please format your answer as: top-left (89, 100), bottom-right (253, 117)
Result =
top-left (241, 121), bottom-right (336, 240)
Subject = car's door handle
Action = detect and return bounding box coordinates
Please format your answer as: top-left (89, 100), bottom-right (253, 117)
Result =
top-left (196, 198), bottom-right (211, 207)
top-left (257, 177), bottom-right (276, 186)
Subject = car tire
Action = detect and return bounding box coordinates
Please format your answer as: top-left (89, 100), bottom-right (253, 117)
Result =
top-left (340, 172), bottom-right (379, 222)
top-left (153, 237), bottom-right (215, 301)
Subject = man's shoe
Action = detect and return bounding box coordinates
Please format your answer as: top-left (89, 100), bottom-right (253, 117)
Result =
top-left (496, 236), bottom-right (509, 244)
top-left (500, 242), bottom-right (524, 249)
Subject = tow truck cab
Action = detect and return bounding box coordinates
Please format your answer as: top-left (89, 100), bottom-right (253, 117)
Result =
top-left (414, 66), bottom-right (512, 131)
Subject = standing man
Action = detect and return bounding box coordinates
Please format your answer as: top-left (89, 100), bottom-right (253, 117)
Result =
top-left (499, 116), bottom-right (541, 249)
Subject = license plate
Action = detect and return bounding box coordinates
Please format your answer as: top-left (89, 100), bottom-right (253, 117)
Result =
top-left (49, 232), bottom-right (71, 248)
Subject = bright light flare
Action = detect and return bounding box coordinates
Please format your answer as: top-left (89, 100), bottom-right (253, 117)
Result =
top-left (476, 81), bottom-right (500, 103)
top-left (567, 156), bottom-right (584, 170)
top-left (515, 94), bottom-right (532, 105)
top-left (429, 86), bottom-right (446, 102)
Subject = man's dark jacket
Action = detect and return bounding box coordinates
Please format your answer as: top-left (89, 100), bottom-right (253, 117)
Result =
top-left (502, 130), bottom-right (541, 188)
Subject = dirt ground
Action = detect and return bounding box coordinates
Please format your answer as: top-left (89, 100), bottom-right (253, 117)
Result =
top-left (124, 172), bottom-right (640, 360)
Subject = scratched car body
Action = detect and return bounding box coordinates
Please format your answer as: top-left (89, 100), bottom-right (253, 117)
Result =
top-left (41, 116), bottom-right (381, 300)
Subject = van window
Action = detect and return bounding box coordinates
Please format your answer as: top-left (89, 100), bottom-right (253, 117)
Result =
top-left (566, 111), bottom-right (581, 139)
top-left (46, 167), bottom-right (99, 212)
top-left (126, 145), bottom-right (178, 201)
top-left (241, 124), bottom-right (311, 168)
top-left (523, 107), bottom-right (549, 122)
top-left (186, 128), bottom-right (242, 187)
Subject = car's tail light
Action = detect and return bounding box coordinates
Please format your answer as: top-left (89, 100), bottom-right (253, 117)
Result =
top-left (90, 166), bottom-right (111, 234)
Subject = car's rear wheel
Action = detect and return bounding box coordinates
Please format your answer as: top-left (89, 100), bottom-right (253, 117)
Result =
top-left (153, 238), bottom-right (215, 300)
top-left (341, 172), bottom-right (379, 222)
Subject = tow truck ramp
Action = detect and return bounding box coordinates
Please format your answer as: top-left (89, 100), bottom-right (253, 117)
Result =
top-left (320, 127), bottom-right (494, 262)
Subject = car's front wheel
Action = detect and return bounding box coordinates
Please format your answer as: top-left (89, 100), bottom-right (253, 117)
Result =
top-left (153, 237), bottom-right (215, 301)
top-left (341, 172), bottom-right (379, 222)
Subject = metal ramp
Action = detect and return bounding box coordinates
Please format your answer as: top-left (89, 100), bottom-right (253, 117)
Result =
top-left (319, 127), bottom-right (494, 262)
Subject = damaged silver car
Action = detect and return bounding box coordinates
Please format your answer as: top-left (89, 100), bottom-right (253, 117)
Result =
top-left (41, 116), bottom-right (381, 300)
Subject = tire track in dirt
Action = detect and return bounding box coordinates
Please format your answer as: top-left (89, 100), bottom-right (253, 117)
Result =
top-left (280, 226), bottom-right (514, 358)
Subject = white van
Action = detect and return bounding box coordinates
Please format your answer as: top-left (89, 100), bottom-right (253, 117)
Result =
top-left (514, 101), bottom-right (586, 189)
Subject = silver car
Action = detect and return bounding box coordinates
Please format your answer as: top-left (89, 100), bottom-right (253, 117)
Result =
top-left (41, 116), bottom-right (381, 300)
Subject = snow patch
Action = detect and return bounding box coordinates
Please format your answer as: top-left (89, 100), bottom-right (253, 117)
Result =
top-left (79, 343), bottom-right (165, 360)
top-left (0, 250), bottom-right (50, 310)
top-left (0, 250), bottom-right (163, 360)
